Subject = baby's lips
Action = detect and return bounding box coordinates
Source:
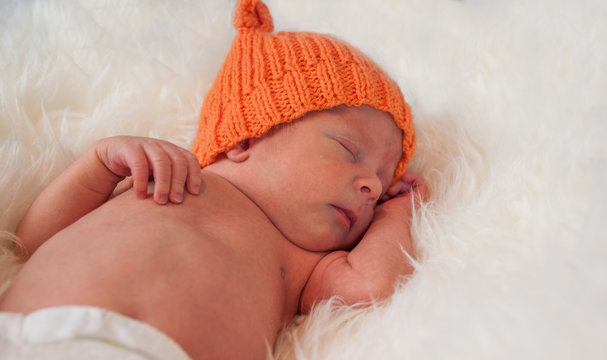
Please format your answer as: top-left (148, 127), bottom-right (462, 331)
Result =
top-left (333, 205), bottom-right (359, 230)
top-left (342, 207), bottom-right (359, 228)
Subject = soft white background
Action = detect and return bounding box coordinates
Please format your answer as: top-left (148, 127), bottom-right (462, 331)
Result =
top-left (1, 0), bottom-right (606, 359)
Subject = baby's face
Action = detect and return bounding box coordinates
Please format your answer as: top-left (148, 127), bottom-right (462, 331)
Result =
top-left (245, 105), bottom-right (403, 252)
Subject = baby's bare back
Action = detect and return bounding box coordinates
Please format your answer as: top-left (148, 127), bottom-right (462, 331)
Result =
top-left (0, 171), bottom-right (323, 359)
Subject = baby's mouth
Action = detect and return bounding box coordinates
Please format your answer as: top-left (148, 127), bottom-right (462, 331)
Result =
top-left (332, 205), bottom-right (358, 230)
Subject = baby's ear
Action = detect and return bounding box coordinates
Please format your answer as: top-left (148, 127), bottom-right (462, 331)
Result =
top-left (225, 140), bottom-right (251, 163)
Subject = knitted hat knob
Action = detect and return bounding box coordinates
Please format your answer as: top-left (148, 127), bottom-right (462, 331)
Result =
top-left (233, 0), bottom-right (274, 32)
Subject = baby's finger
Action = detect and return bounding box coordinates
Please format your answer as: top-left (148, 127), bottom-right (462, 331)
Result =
top-left (124, 146), bottom-right (150, 199)
top-left (183, 149), bottom-right (202, 195)
top-left (377, 183), bottom-right (406, 204)
top-left (145, 143), bottom-right (172, 204)
top-left (400, 173), bottom-right (426, 199)
top-left (387, 181), bottom-right (412, 197)
top-left (163, 146), bottom-right (190, 203)
top-left (399, 173), bottom-right (427, 205)
top-left (379, 193), bottom-right (391, 203)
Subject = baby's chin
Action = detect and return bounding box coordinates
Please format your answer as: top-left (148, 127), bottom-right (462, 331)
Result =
top-left (278, 228), bottom-right (353, 253)
top-left (274, 210), bottom-right (372, 252)
top-left (301, 230), bottom-right (366, 253)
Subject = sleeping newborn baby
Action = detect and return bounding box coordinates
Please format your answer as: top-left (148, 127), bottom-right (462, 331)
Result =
top-left (0, 1), bottom-right (425, 359)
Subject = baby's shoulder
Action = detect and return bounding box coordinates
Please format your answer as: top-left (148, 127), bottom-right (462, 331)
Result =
top-left (191, 171), bottom-right (272, 227)
top-left (177, 171), bottom-right (289, 253)
top-left (196, 171), bottom-right (254, 207)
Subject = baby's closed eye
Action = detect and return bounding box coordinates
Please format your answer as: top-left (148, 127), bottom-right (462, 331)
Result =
top-left (334, 137), bottom-right (359, 160)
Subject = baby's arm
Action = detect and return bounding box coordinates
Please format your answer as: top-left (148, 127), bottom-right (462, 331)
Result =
top-left (16, 136), bottom-right (201, 258)
top-left (300, 174), bottom-right (426, 312)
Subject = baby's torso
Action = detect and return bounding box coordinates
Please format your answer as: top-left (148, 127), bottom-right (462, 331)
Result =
top-left (0, 171), bottom-right (324, 359)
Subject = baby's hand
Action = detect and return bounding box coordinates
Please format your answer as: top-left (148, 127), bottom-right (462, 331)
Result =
top-left (376, 173), bottom-right (426, 217)
top-left (94, 136), bottom-right (201, 204)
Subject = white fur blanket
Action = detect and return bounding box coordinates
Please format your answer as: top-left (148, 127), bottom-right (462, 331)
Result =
top-left (1, 0), bottom-right (606, 359)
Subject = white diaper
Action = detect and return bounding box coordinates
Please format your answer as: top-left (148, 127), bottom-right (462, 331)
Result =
top-left (0, 306), bottom-right (191, 360)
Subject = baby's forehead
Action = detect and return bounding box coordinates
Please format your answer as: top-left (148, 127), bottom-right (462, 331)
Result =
top-left (313, 105), bottom-right (403, 157)
top-left (324, 105), bottom-right (402, 140)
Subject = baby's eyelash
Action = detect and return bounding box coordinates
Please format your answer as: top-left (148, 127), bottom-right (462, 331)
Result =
top-left (336, 138), bottom-right (359, 159)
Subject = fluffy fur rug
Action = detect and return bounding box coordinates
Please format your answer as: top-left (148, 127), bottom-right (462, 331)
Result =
top-left (1, 0), bottom-right (606, 359)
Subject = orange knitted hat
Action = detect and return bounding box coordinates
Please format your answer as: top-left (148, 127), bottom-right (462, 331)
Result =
top-left (192, 0), bottom-right (415, 180)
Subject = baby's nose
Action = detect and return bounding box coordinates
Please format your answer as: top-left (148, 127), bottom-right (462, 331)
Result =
top-left (355, 175), bottom-right (382, 202)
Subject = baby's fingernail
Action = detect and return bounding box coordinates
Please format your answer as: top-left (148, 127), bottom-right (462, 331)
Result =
top-left (192, 184), bottom-right (200, 194)
top-left (174, 192), bottom-right (183, 203)
top-left (157, 194), bottom-right (168, 204)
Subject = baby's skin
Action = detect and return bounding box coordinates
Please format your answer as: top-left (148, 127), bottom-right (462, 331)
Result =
top-left (0, 105), bottom-right (425, 359)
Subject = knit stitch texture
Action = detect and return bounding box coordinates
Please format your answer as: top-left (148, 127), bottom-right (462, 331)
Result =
top-left (193, 0), bottom-right (415, 180)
